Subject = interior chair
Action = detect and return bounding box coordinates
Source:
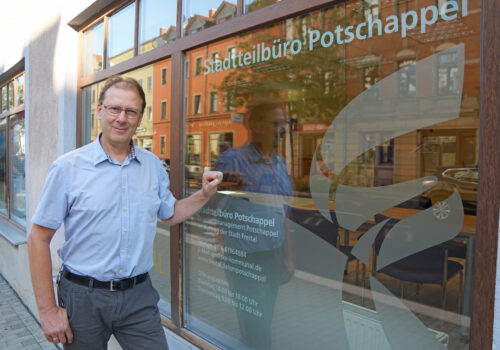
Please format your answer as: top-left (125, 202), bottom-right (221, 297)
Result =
top-left (371, 217), bottom-right (464, 312)
top-left (284, 206), bottom-right (359, 282)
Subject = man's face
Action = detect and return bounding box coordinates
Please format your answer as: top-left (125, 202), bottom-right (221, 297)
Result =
top-left (97, 86), bottom-right (143, 148)
top-left (250, 107), bottom-right (287, 152)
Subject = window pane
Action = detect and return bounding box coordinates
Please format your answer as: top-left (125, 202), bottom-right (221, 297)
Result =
top-left (9, 113), bottom-right (25, 227)
top-left (182, 0), bottom-right (237, 37)
top-left (81, 62), bottom-right (173, 317)
top-left (107, 3), bottom-right (136, 67)
top-left (0, 119), bottom-right (7, 216)
top-left (183, 2), bottom-right (481, 348)
top-left (1, 86), bottom-right (6, 112)
top-left (139, 0), bottom-right (177, 54)
top-left (244, 0), bottom-right (282, 13)
top-left (16, 74), bottom-right (24, 105)
top-left (7, 82), bottom-right (14, 110)
top-left (82, 21), bottom-right (104, 76)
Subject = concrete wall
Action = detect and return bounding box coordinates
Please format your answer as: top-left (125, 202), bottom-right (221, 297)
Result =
top-left (0, 0), bottom-right (90, 324)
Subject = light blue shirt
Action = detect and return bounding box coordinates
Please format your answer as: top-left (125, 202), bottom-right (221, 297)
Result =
top-left (32, 137), bottom-right (176, 281)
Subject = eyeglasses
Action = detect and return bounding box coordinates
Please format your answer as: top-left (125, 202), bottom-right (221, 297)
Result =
top-left (102, 105), bottom-right (141, 120)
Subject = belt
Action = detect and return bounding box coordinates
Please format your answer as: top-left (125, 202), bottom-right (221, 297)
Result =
top-left (62, 267), bottom-right (148, 291)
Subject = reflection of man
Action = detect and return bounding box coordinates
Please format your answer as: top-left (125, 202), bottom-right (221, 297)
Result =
top-left (28, 76), bottom-right (222, 349)
top-left (216, 97), bottom-right (293, 349)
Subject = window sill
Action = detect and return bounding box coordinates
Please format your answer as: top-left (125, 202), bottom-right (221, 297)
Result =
top-left (0, 218), bottom-right (26, 246)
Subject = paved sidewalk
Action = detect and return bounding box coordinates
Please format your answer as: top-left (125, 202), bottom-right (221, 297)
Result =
top-left (0, 274), bottom-right (59, 350)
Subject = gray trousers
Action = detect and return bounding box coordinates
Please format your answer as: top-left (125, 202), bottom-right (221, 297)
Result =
top-left (57, 273), bottom-right (169, 350)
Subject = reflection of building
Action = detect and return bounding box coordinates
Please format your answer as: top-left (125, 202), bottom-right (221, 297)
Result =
top-left (124, 65), bottom-right (154, 151)
top-left (152, 58), bottom-right (172, 159)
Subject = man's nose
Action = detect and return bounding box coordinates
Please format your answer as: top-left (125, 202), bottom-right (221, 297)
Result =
top-left (116, 110), bottom-right (128, 122)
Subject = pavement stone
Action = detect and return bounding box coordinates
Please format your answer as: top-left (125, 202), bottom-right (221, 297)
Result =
top-left (0, 274), bottom-right (59, 350)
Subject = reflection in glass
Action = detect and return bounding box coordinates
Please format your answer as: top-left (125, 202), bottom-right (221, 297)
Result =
top-left (244, 0), bottom-right (281, 13)
top-left (1, 86), bottom-right (6, 112)
top-left (9, 113), bottom-right (25, 227)
top-left (182, 0), bottom-right (236, 37)
top-left (182, 0), bottom-right (481, 347)
top-left (16, 75), bottom-right (24, 105)
top-left (139, 0), bottom-right (177, 54)
top-left (82, 21), bottom-right (104, 76)
top-left (0, 120), bottom-right (6, 216)
top-left (107, 3), bottom-right (135, 67)
top-left (7, 82), bottom-right (14, 110)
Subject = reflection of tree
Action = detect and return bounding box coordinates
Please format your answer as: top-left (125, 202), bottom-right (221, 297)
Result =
top-left (218, 7), bottom-right (358, 126)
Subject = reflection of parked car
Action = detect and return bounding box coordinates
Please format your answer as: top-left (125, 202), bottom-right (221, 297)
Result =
top-left (422, 167), bottom-right (478, 215)
top-left (160, 158), bottom-right (202, 183)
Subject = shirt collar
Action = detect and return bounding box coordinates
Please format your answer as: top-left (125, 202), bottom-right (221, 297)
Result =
top-left (245, 143), bottom-right (278, 165)
top-left (92, 133), bottom-right (141, 165)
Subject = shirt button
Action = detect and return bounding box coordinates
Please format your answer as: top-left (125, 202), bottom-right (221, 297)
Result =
top-left (123, 207), bottom-right (127, 211)
top-left (123, 228), bottom-right (127, 232)
top-left (121, 249), bottom-right (126, 254)
top-left (119, 269), bottom-right (123, 273)
top-left (122, 185), bottom-right (126, 190)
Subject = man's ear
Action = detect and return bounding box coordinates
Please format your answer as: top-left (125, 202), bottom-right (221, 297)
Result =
top-left (96, 104), bottom-right (103, 120)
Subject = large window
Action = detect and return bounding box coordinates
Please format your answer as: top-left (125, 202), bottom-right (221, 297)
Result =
top-left (78, 0), bottom-right (488, 348)
top-left (106, 2), bottom-right (136, 67)
top-left (0, 73), bottom-right (25, 227)
top-left (182, 0), bottom-right (237, 37)
top-left (182, 4), bottom-right (481, 349)
top-left (139, 0), bottom-right (177, 54)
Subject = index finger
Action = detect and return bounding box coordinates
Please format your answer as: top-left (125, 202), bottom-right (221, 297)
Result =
top-left (65, 324), bottom-right (74, 344)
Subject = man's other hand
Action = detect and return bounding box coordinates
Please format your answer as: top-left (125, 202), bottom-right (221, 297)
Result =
top-left (202, 171), bottom-right (223, 197)
top-left (40, 306), bottom-right (73, 345)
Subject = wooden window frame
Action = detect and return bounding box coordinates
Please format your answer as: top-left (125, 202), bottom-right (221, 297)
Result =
top-left (73, 0), bottom-right (500, 349)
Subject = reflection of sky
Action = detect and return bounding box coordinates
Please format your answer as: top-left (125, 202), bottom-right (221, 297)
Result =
top-left (139, 0), bottom-right (177, 42)
top-left (182, 0), bottom-right (236, 20)
top-left (90, 22), bottom-right (104, 55)
top-left (108, 3), bottom-right (135, 57)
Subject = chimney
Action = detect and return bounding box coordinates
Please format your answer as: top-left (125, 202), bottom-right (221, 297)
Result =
top-left (159, 27), bottom-right (168, 36)
top-left (209, 8), bottom-right (216, 18)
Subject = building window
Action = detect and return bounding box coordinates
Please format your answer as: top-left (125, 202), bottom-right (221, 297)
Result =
top-left (364, 0), bottom-right (380, 20)
top-left (211, 51), bottom-right (220, 64)
top-left (186, 134), bottom-right (201, 165)
top-left (147, 76), bottom-right (153, 91)
top-left (195, 57), bottom-right (203, 76)
top-left (363, 65), bottom-right (380, 98)
top-left (398, 59), bottom-right (417, 97)
top-left (82, 21), bottom-right (104, 77)
top-left (0, 72), bottom-right (26, 227)
top-left (161, 67), bottom-right (168, 85)
top-left (209, 91), bottom-right (218, 113)
top-left (160, 135), bottom-right (166, 155)
top-left (161, 100), bottom-right (167, 120)
top-left (227, 47), bottom-right (236, 60)
top-left (147, 106), bottom-right (153, 121)
top-left (193, 95), bottom-right (202, 115)
top-left (106, 2), bottom-right (135, 68)
top-left (437, 51), bottom-right (459, 95)
top-left (225, 89), bottom-right (235, 111)
top-left (209, 132), bottom-right (233, 166)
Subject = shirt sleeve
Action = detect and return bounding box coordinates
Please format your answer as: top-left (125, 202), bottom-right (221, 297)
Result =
top-left (31, 161), bottom-right (68, 230)
top-left (156, 160), bottom-right (177, 220)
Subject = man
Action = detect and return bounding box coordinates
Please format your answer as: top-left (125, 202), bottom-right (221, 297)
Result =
top-left (215, 97), bottom-right (294, 349)
top-left (27, 76), bottom-right (222, 350)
